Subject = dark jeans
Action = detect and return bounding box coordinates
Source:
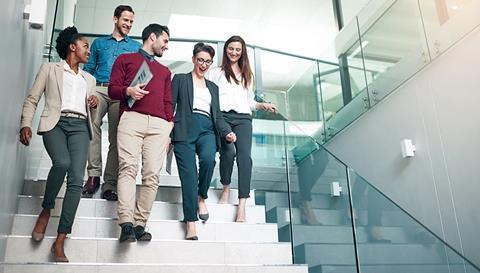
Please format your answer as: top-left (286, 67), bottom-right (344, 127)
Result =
top-left (219, 111), bottom-right (252, 199)
top-left (174, 114), bottom-right (216, 222)
top-left (42, 117), bottom-right (90, 234)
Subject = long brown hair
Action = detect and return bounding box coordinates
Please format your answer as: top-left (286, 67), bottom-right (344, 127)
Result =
top-left (221, 35), bottom-right (253, 89)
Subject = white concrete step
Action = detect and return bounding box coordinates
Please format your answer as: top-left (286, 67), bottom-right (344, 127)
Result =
top-left (12, 214), bottom-right (278, 242)
top-left (296, 243), bottom-right (462, 267)
top-left (0, 263), bottom-right (308, 273)
top-left (17, 196), bottom-right (266, 224)
top-left (4, 236), bottom-right (293, 265)
top-left (23, 180), bottom-right (256, 205)
top-left (311, 264), bottom-right (468, 273)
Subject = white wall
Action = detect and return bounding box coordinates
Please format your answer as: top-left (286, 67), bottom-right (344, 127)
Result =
top-left (326, 24), bottom-right (480, 266)
top-left (0, 0), bottom-right (51, 261)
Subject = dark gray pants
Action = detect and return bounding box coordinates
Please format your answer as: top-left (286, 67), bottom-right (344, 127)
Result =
top-left (42, 117), bottom-right (90, 234)
top-left (174, 114), bottom-right (217, 222)
top-left (219, 111), bottom-right (252, 199)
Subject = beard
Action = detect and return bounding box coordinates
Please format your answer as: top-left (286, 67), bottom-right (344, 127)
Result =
top-left (116, 25), bottom-right (129, 36)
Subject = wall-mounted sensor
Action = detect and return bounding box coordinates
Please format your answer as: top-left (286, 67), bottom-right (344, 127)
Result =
top-left (330, 181), bottom-right (342, 197)
top-left (400, 139), bottom-right (416, 158)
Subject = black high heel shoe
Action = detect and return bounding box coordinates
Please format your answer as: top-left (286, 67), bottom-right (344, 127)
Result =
top-left (185, 235), bottom-right (199, 240)
top-left (198, 213), bottom-right (209, 222)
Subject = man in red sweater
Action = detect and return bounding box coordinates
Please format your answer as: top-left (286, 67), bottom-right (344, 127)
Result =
top-left (108, 24), bottom-right (173, 243)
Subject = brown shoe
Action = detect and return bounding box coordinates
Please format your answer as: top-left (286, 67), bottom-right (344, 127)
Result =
top-left (82, 176), bottom-right (100, 196)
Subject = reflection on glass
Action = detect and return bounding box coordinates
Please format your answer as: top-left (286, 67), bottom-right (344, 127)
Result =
top-left (350, 170), bottom-right (479, 273)
top-left (433, 0), bottom-right (474, 25)
top-left (357, 0), bottom-right (430, 104)
top-left (323, 37), bottom-right (370, 140)
top-left (258, 50), bottom-right (321, 121)
top-left (287, 137), bottom-right (356, 273)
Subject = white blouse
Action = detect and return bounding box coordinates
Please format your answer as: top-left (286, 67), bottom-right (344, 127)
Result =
top-left (208, 67), bottom-right (257, 114)
top-left (61, 61), bottom-right (87, 116)
top-left (192, 85), bottom-right (212, 114)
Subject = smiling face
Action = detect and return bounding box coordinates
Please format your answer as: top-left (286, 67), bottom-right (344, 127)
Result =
top-left (226, 41), bottom-right (242, 64)
top-left (71, 37), bottom-right (90, 64)
top-left (114, 10), bottom-right (134, 37)
top-left (151, 31), bottom-right (169, 57)
top-left (192, 51), bottom-right (213, 78)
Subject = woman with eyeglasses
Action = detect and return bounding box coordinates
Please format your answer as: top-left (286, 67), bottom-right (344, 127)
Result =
top-left (19, 26), bottom-right (97, 262)
top-left (171, 42), bottom-right (236, 240)
top-left (208, 35), bottom-right (276, 222)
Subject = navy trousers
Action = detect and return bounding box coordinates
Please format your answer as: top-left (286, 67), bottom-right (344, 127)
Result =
top-left (174, 113), bottom-right (217, 222)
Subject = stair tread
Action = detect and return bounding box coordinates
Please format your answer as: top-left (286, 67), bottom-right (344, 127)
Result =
top-left (5, 236), bottom-right (294, 265)
top-left (11, 214), bottom-right (279, 242)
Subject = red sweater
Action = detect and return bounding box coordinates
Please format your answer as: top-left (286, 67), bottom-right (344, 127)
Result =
top-left (108, 52), bottom-right (173, 122)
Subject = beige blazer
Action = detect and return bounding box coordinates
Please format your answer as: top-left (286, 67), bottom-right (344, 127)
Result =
top-left (20, 62), bottom-right (96, 139)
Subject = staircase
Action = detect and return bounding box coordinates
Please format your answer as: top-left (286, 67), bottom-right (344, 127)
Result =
top-left (2, 175), bottom-right (308, 272)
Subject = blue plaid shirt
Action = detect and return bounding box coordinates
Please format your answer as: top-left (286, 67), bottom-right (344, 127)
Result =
top-left (83, 35), bottom-right (141, 83)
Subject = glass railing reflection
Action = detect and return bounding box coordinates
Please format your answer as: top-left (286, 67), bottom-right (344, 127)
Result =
top-left (349, 170), bottom-right (476, 273)
top-left (269, 117), bottom-right (480, 273)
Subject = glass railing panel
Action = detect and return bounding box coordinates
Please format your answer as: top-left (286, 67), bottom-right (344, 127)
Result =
top-left (285, 135), bottom-right (357, 273)
top-left (356, 0), bottom-right (431, 106)
top-left (320, 17), bottom-right (371, 141)
top-left (324, 90), bottom-right (369, 139)
top-left (419, 0), bottom-right (480, 60)
top-left (349, 170), bottom-right (480, 273)
top-left (257, 50), bottom-right (323, 122)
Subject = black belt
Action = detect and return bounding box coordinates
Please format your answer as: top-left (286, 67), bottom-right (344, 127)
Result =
top-left (192, 109), bottom-right (210, 117)
top-left (60, 111), bottom-right (86, 119)
top-left (96, 82), bottom-right (109, 87)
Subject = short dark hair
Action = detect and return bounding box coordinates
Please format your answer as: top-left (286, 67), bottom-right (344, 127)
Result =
top-left (141, 24), bottom-right (170, 42)
top-left (114, 5), bottom-right (134, 18)
top-left (193, 43), bottom-right (215, 58)
top-left (55, 26), bottom-right (84, 60)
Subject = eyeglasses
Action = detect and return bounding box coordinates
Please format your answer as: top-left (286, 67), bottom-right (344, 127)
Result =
top-left (196, 58), bottom-right (213, 66)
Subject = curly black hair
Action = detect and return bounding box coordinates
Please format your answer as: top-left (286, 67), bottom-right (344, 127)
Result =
top-left (55, 26), bottom-right (83, 60)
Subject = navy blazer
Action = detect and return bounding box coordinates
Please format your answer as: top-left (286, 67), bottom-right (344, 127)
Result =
top-left (171, 72), bottom-right (232, 150)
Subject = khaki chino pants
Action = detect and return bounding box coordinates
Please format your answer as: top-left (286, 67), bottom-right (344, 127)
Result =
top-left (116, 111), bottom-right (171, 226)
top-left (87, 87), bottom-right (119, 192)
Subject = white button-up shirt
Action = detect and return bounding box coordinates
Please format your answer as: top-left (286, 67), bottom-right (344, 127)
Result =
top-left (61, 61), bottom-right (87, 116)
top-left (208, 67), bottom-right (256, 114)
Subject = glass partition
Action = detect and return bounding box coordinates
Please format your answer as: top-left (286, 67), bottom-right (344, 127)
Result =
top-left (257, 50), bottom-right (321, 121)
top-left (322, 18), bottom-right (371, 140)
top-left (349, 170), bottom-right (476, 273)
top-left (419, 0), bottom-right (480, 60)
top-left (286, 137), bottom-right (357, 273)
top-left (356, 0), bottom-right (431, 105)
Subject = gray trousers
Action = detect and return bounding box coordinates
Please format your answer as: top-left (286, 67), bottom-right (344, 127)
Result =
top-left (87, 88), bottom-right (119, 192)
top-left (219, 111), bottom-right (252, 199)
top-left (42, 117), bottom-right (90, 234)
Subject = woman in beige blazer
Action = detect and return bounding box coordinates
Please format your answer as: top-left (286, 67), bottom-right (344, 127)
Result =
top-left (19, 26), bottom-right (97, 262)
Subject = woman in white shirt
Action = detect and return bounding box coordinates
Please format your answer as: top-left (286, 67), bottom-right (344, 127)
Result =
top-left (209, 36), bottom-right (276, 222)
top-left (19, 26), bottom-right (97, 262)
top-left (171, 43), bottom-right (236, 239)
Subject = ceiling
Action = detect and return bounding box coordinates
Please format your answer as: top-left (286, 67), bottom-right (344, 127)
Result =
top-left (74, 0), bottom-right (340, 59)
